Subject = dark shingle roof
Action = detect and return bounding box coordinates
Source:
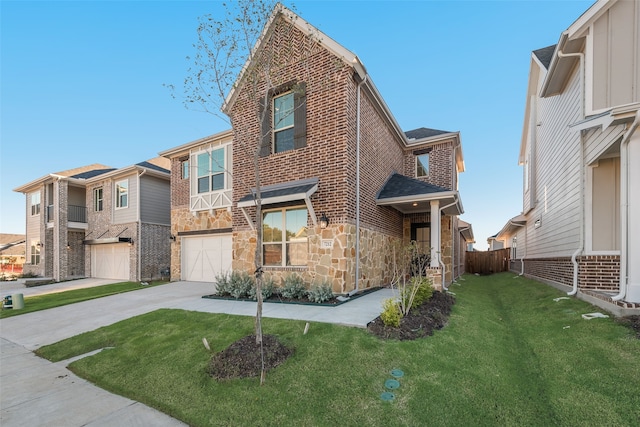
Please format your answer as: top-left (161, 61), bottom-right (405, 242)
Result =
top-left (238, 180), bottom-right (317, 205)
top-left (136, 161), bottom-right (169, 174)
top-left (404, 127), bottom-right (451, 140)
top-left (533, 45), bottom-right (556, 69)
top-left (377, 173), bottom-right (450, 200)
top-left (70, 168), bottom-right (116, 179)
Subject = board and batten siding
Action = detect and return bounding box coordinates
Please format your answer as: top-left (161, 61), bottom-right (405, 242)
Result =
top-left (526, 65), bottom-right (582, 258)
top-left (112, 174), bottom-right (138, 224)
top-left (590, 0), bottom-right (640, 112)
top-left (140, 175), bottom-right (170, 225)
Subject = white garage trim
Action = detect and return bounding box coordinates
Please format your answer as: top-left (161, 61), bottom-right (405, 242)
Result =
top-left (182, 234), bottom-right (232, 282)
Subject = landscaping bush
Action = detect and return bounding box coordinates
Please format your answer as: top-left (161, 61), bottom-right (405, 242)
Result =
top-left (281, 274), bottom-right (306, 299)
top-left (404, 276), bottom-right (434, 310)
top-left (380, 298), bottom-right (402, 327)
top-left (306, 282), bottom-right (334, 303)
top-left (248, 277), bottom-right (275, 300)
top-left (229, 271), bottom-right (254, 299)
top-left (214, 272), bottom-right (233, 296)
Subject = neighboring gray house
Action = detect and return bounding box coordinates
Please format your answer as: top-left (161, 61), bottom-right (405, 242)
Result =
top-left (14, 158), bottom-right (171, 282)
top-left (506, 0), bottom-right (640, 315)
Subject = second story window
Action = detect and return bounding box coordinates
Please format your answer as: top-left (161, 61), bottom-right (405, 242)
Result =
top-left (94, 187), bottom-right (103, 212)
top-left (30, 192), bottom-right (41, 216)
top-left (416, 154), bottom-right (430, 177)
top-left (115, 180), bottom-right (128, 209)
top-left (182, 160), bottom-right (189, 179)
top-left (273, 92), bottom-right (294, 153)
top-left (196, 148), bottom-right (225, 194)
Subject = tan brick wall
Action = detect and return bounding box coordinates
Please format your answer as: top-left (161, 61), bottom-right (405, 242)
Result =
top-left (403, 140), bottom-right (455, 190)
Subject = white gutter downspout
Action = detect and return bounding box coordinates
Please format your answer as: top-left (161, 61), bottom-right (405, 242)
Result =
top-left (557, 49), bottom-right (585, 296)
top-left (349, 75), bottom-right (368, 297)
top-left (438, 197), bottom-right (459, 291)
top-left (612, 111), bottom-right (640, 301)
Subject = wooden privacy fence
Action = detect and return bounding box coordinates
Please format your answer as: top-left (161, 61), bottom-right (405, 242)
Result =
top-left (465, 248), bottom-right (510, 275)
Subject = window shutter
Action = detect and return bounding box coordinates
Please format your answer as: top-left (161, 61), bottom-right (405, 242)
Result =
top-left (259, 97), bottom-right (271, 157)
top-left (293, 82), bottom-right (307, 149)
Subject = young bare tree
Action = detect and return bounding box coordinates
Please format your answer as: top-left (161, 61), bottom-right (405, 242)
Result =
top-left (177, 0), bottom-right (329, 384)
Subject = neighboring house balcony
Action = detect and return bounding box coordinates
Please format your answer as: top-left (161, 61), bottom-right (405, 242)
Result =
top-left (46, 204), bottom-right (89, 229)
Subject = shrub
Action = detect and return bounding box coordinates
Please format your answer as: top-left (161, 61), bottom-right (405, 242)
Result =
top-left (281, 274), bottom-right (306, 299)
top-left (380, 298), bottom-right (402, 327)
top-left (214, 272), bottom-right (232, 296)
top-left (19, 272), bottom-right (39, 278)
top-left (248, 277), bottom-right (275, 301)
top-left (307, 282), bottom-right (334, 303)
top-left (229, 271), bottom-right (254, 299)
top-left (403, 276), bottom-right (434, 310)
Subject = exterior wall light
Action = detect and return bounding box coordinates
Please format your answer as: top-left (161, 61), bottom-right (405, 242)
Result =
top-left (170, 234), bottom-right (176, 241)
top-left (66, 243), bottom-right (71, 250)
top-left (319, 212), bottom-right (330, 229)
top-left (36, 242), bottom-right (43, 248)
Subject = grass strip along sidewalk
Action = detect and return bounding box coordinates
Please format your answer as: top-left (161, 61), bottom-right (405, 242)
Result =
top-left (0, 281), bottom-right (167, 319)
top-left (37, 273), bottom-right (640, 426)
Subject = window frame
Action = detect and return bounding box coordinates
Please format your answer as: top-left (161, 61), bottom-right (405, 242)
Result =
top-left (115, 179), bottom-right (128, 209)
top-left (94, 187), bottom-right (103, 212)
top-left (30, 242), bottom-right (40, 265)
top-left (181, 159), bottom-right (189, 179)
top-left (416, 153), bottom-right (430, 177)
top-left (262, 206), bottom-right (309, 267)
top-left (272, 91), bottom-right (295, 153)
top-left (194, 147), bottom-right (226, 195)
top-left (30, 192), bottom-right (41, 216)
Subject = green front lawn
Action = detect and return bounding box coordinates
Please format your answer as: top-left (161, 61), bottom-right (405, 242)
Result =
top-left (36, 273), bottom-right (640, 426)
top-left (0, 281), bottom-right (168, 319)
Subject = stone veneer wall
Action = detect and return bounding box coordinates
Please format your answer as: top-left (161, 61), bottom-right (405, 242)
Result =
top-left (170, 207), bottom-right (232, 280)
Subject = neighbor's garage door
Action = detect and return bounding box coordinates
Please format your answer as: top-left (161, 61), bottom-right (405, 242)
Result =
top-left (91, 243), bottom-right (130, 280)
top-left (182, 235), bottom-right (232, 281)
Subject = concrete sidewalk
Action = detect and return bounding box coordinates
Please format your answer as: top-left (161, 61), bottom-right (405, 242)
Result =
top-left (1, 281), bottom-right (392, 426)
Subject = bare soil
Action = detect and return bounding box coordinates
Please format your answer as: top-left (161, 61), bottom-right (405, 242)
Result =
top-left (618, 315), bottom-right (640, 339)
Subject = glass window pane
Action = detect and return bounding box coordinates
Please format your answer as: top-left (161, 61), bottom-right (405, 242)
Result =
top-left (211, 174), bottom-right (224, 191)
top-left (417, 154), bottom-right (429, 176)
top-left (285, 208), bottom-right (307, 241)
top-left (274, 93), bottom-right (294, 130)
top-left (274, 128), bottom-right (294, 153)
top-left (263, 211), bottom-right (283, 242)
top-left (198, 176), bottom-right (209, 193)
top-left (211, 148), bottom-right (224, 173)
top-left (182, 161), bottom-right (189, 179)
top-left (263, 244), bottom-right (282, 266)
top-left (197, 152), bottom-right (209, 177)
top-left (286, 242), bottom-right (307, 266)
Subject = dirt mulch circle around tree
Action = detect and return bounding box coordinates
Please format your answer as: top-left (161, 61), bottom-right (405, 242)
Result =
top-left (208, 291), bottom-right (456, 380)
top-left (367, 291), bottom-right (456, 341)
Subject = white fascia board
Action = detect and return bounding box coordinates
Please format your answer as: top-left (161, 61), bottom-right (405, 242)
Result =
top-left (566, 0), bottom-right (616, 39)
top-left (376, 190), bottom-right (459, 206)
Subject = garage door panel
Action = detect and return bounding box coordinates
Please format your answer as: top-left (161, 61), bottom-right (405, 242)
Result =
top-left (183, 235), bottom-right (232, 282)
top-left (91, 244), bottom-right (130, 280)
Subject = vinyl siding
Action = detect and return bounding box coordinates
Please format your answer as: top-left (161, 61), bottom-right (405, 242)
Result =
top-left (113, 174), bottom-right (138, 224)
top-left (140, 175), bottom-right (170, 225)
top-left (526, 66), bottom-right (582, 258)
top-left (584, 125), bottom-right (625, 166)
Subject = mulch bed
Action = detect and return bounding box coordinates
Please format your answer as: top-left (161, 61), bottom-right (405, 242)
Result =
top-left (202, 286), bottom-right (380, 306)
top-left (367, 291), bottom-right (455, 340)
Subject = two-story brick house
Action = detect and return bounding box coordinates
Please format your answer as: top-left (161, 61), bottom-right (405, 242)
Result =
top-left (161, 5), bottom-right (471, 293)
top-left (14, 158), bottom-right (171, 282)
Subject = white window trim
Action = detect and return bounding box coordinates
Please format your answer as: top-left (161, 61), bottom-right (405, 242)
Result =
top-left (30, 192), bottom-right (41, 216)
top-left (115, 179), bottom-right (129, 210)
top-left (272, 91), bottom-right (295, 153)
top-left (262, 205), bottom-right (308, 267)
top-left (416, 153), bottom-right (430, 177)
top-left (94, 187), bottom-right (103, 212)
top-left (189, 142), bottom-right (233, 212)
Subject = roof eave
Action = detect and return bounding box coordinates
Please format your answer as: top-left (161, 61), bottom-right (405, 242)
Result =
top-left (159, 129), bottom-right (234, 158)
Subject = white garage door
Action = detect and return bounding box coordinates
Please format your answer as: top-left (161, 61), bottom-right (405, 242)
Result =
top-left (182, 235), bottom-right (232, 282)
top-left (91, 244), bottom-right (130, 280)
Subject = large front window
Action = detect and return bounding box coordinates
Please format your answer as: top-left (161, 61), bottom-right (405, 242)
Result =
top-left (263, 207), bottom-right (308, 266)
top-left (197, 148), bottom-right (225, 194)
top-left (30, 192), bottom-right (41, 216)
top-left (273, 92), bottom-right (294, 153)
top-left (115, 180), bottom-right (128, 208)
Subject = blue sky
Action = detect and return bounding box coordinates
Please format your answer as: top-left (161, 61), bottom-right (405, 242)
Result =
top-left (1, 0), bottom-right (594, 247)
